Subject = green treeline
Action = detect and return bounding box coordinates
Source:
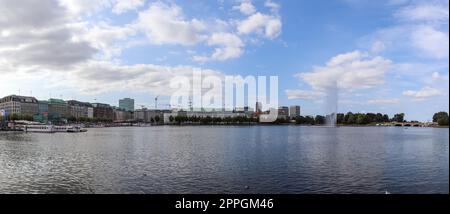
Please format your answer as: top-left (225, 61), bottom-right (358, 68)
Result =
top-left (1, 111), bottom-right (449, 126)
top-left (171, 115), bottom-right (258, 125)
top-left (295, 112), bottom-right (403, 125)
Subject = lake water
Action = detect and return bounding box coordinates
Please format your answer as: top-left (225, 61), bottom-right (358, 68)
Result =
top-left (0, 126), bottom-right (448, 194)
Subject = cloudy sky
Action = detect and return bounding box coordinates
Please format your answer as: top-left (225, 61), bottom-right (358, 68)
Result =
top-left (0, 0), bottom-right (448, 121)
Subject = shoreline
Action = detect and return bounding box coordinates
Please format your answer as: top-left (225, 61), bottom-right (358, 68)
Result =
top-left (1, 121), bottom-right (447, 132)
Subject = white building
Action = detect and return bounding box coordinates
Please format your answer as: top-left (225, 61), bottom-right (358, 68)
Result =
top-left (289, 105), bottom-right (301, 118)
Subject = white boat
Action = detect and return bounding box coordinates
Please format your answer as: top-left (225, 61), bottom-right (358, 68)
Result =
top-left (24, 125), bottom-right (55, 133)
top-left (54, 125), bottom-right (86, 133)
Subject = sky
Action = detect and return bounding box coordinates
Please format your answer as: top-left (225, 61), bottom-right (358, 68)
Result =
top-left (0, 0), bottom-right (448, 121)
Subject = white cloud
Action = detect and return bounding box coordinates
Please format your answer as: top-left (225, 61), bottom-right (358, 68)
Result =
top-left (112, 0), bottom-right (145, 14)
top-left (411, 25), bottom-right (449, 59)
top-left (285, 90), bottom-right (324, 100)
top-left (265, 0), bottom-right (281, 13)
top-left (58, 0), bottom-right (112, 16)
top-left (83, 22), bottom-right (136, 59)
top-left (194, 33), bottom-right (244, 62)
top-left (326, 50), bottom-right (366, 67)
top-left (403, 87), bottom-right (443, 99)
top-left (395, 3), bottom-right (449, 23)
top-left (237, 12), bottom-right (282, 39)
top-left (135, 2), bottom-right (207, 45)
top-left (367, 98), bottom-right (400, 104)
top-left (431, 71), bottom-right (441, 80)
top-left (431, 71), bottom-right (449, 81)
top-left (1, 0), bottom-right (68, 29)
top-left (233, 1), bottom-right (256, 15)
top-left (0, 0), bottom-right (286, 97)
top-left (0, 0), bottom-right (97, 69)
top-left (371, 41), bottom-right (386, 53)
top-left (66, 60), bottom-right (225, 96)
top-left (297, 50), bottom-right (392, 90)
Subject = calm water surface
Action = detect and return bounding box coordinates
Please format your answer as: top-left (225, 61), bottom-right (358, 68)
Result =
top-left (0, 126), bottom-right (448, 194)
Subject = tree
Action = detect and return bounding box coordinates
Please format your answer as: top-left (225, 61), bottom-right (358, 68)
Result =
top-left (295, 116), bottom-right (305, 124)
top-left (375, 113), bottom-right (383, 123)
top-left (392, 113), bottom-right (405, 122)
top-left (433, 112), bottom-right (449, 126)
top-left (314, 115), bottom-right (325, 125)
top-left (336, 113), bottom-right (345, 124)
top-left (8, 113), bottom-right (19, 121)
top-left (433, 112), bottom-right (448, 122)
top-left (345, 112), bottom-right (356, 124)
top-left (382, 114), bottom-right (390, 122)
top-left (366, 113), bottom-right (376, 123)
top-left (438, 117), bottom-right (449, 126)
top-left (356, 114), bottom-right (369, 124)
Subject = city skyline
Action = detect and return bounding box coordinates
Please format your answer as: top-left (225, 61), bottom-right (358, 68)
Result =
top-left (0, 0), bottom-right (448, 121)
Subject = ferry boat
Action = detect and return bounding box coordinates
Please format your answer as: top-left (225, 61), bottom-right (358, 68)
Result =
top-left (24, 125), bottom-right (55, 133)
top-left (54, 125), bottom-right (87, 133)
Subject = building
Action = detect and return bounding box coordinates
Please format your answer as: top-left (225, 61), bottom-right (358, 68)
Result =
top-left (92, 103), bottom-right (114, 120)
top-left (87, 107), bottom-right (94, 118)
top-left (113, 107), bottom-right (133, 122)
top-left (119, 98), bottom-right (134, 112)
top-left (35, 100), bottom-right (49, 123)
top-left (48, 98), bottom-right (70, 121)
top-left (38, 100), bottom-right (49, 114)
top-left (67, 100), bottom-right (93, 119)
top-left (289, 105), bottom-right (301, 118)
top-left (255, 102), bottom-right (262, 113)
top-left (234, 106), bottom-right (255, 117)
top-left (278, 106), bottom-right (289, 119)
top-left (0, 95), bottom-right (39, 116)
top-left (134, 108), bottom-right (166, 123)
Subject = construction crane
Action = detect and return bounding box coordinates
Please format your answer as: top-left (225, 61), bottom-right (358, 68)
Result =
top-left (154, 95), bottom-right (159, 109)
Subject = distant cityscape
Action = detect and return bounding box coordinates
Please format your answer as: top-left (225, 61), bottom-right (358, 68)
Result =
top-left (0, 94), bottom-right (301, 124)
top-left (0, 94), bottom-right (448, 127)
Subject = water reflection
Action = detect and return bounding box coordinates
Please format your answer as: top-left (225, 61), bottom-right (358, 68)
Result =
top-left (0, 126), bottom-right (448, 194)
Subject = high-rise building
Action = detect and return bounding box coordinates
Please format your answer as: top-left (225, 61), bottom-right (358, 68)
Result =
top-left (278, 106), bottom-right (289, 119)
top-left (289, 105), bottom-right (301, 118)
top-left (119, 98), bottom-right (134, 112)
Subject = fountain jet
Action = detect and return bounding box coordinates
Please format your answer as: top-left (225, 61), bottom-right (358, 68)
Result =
top-left (324, 82), bottom-right (338, 127)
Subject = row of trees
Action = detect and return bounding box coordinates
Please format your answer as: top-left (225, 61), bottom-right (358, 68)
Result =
top-left (337, 112), bottom-right (394, 125)
top-left (67, 116), bottom-right (113, 123)
top-left (2, 112), bottom-right (449, 126)
top-left (295, 115), bottom-right (325, 125)
top-left (295, 112), bottom-right (404, 125)
top-left (170, 115), bottom-right (258, 125)
top-left (0, 113), bottom-right (34, 121)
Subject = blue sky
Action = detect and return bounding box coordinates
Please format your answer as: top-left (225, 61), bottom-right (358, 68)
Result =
top-left (0, 0), bottom-right (448, 121)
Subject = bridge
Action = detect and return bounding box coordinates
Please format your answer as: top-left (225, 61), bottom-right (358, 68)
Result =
top-left (377, 122), bottom-right (430, 127)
